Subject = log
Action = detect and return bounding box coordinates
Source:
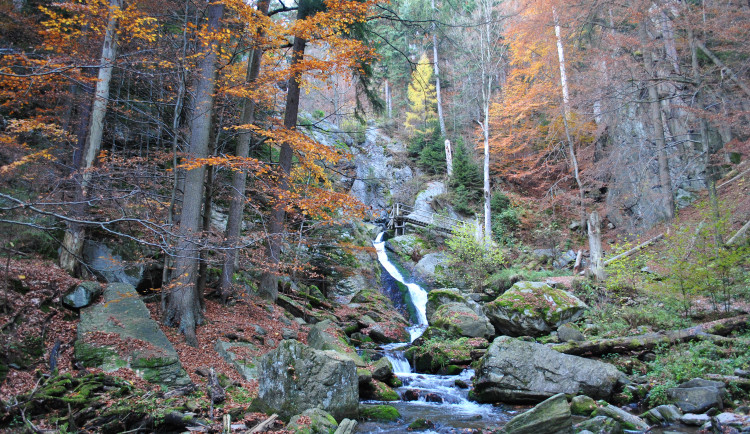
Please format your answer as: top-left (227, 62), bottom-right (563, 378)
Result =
top-left (603, 234), bottom-right (663, 266)
top-left (573, 249), bottom-right (583, 273)
top-left (249, 414), bottom-right (278, 433)
top-left (552, 315), bottom-right (749, 357)
top-left (727, 219), bottom-right (750, 246)
top-left (208, 367), bottom-right (225, 404)
top-left (703, 374), bottom-right (750, 390)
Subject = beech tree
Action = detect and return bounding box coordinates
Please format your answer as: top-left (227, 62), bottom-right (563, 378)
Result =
top-left (405, 53), bottom-right (438, 136)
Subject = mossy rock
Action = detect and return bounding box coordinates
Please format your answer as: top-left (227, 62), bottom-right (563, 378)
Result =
top-left (359, 404), bottom-right (401, 422)
top-left (425, 288), bottom-right (467, 319)
top-left (287, 408), bottom-right (338, 434)
top-left (74, 341), bottom-right (124, 370)
top-left (408, 418), bottom-right (435, 430)
top-left (370, 380), bottom-right (399, 401)
top-left (570, 395), bottom-right (597, 416)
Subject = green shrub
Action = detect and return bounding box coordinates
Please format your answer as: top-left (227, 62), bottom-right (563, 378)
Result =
top-left (440, 224), bottom-right (505, 292)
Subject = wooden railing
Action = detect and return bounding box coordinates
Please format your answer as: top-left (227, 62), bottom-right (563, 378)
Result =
top-left (387, 202), bottom-right (469, 235)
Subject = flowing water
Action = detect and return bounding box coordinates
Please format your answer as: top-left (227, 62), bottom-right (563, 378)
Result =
top-left (357, 232), bottom-right (514, 433)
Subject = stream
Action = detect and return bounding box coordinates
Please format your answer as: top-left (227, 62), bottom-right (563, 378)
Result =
top-left (356, 232), bottom-right (514, 433)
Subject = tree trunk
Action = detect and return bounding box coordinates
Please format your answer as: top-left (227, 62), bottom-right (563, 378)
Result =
top-left (219, 0), bottom-right (270, 303)
top-left (640, 22), bottom-right (674, 220)
top-left (553, 315), bottom-right (749, 357)
top-left (166, 0), bottom-right (224, 346)
top-left (554, 8), bottom-right (586, 230)
top-left (689, 28), bottom-right (723, 247)
top-left (445, 139), bottom-right (453, 177)
top-left (258, 17), bottom-right (307, 301)
top-left (431, 0), bottom-right (446, 138)
top-left (385, 79), bottom-right (392, 119)
top-left (587, 211), bottom-right (605, 281)
top-left (59, 0), bottom-right (122, 274)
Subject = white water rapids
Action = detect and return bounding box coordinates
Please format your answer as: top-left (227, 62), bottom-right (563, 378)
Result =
top-left (361, 231), bottom-right (512, 432)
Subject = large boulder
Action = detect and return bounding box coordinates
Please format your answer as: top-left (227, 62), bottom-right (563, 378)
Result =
top-left (307, 320), bottom-right (366, 367)
top-left (257, 340), bottom-right (358, 420)
top-left (386, 234), bottom-right (426, 261)
top-left (287, 408), bottom-right (338, 434)
top-left (485, 281), bottom-right (587, 337)
top-left (63, 281), bottom-right (102, 309)
top-left (431, 303), bottom-right (494, 339)
top-left (499, 393), bottom-right (572, 434)
top-left (667, 378), bottom-right (725, 413)
top-left (414, 253), bottom-right (447, 282)
top-left (425, 288), bottom-right (467, 319)
top-left (75, 283), bottom-right (190, 387)
top-left (214, 340), bottom-right (258, 381)
top-left (474, 337), bottom-right (625, 404)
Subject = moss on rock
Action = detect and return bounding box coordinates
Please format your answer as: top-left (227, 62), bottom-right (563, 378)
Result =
top-left (359, 404), bottom-right (400, 422)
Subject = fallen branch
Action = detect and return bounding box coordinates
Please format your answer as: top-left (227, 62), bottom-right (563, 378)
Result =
top-left (603, 234), bottom-right (664, 266)
top-left (727, 219), bottom-right (750, 246)
top-left (552, 315), bottom-right (749, 356)
top-left (249, 413), bottom-right (278, 433)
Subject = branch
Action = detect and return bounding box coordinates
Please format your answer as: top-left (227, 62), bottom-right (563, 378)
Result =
top-left (696, 41), bottom-right (750, 98)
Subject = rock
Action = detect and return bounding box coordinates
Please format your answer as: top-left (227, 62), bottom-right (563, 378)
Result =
top-left (386, 234), bottom-right (425, 260)
top-left (82, 240), bottom-right (159, 291)
top-left (485, 281), bottom-right (587, 337)
top-left (573, 416), bottom-right (623, 434)
top-left (595, 404), bottom-right (650, 431)
top-left (570, 395), bottom-right (597, 416)
top-left (63, 282), bottom-right (102, 309)
top-left (366, 379), bottom-right (399, 401)
top-left (716, 412), bottom-right (741, 426)
top-left (307, 320), bottom-right (365, 367)
top-left (667, 385), bottom-right (723, 413)
top-left (334, 418), bottom-right (357, 434)
top-left (214, 340), bottom-right (258, 381)
top-left (75, 283), bottom-right (190, 387)
top-left (553, 250), bottom-right (578, 269)
top-left (371, 358), bottom-right (393, 382)
top-left (642, 404), bottom-right (682, 424)
top-left (357, 368), bottom-right (372, 387)
top-left (557, 324), bottom-right (585, 342)
top-left (474, 336), bottom-right (625, 404)
top-left (367, 323), bottom-right (408, 344)
top-left (282, 328), bottom-right (298, 340)
top-left (359, 404), bottom-right (400, 422)
top-left (414, 253), bottom-right (447, 282)
top-left (680, 413), bottom-right (710, 426)
top-left (425, 288), bottom-right (467, 320)
top-left (408, 418), bottom-right (435, 430)
top-left (257, 340), bottom-right (358, 420)
top-left (287, 408), bottom-right (338, 434)
top-left (431, 302), bottom-right (494, 338)
top-left (499, 393), bottom-right (572, 434)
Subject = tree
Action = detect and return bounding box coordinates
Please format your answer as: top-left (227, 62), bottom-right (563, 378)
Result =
top-left (405, 53), bottom-right (438, 136)
top-left (58, 0), bottom-right (123, 275)
top-left (166, 0), bottom-right (225, 346)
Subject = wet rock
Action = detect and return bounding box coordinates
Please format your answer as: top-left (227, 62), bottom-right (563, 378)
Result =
top-left (403, 389), bottom-right (420, 401)
top-left (371, 357), bottom-right (393, 382)
top-left (499, 393), bottom-right (572, 434)
top-left (287, 408), bottom-right (338, 434)
top-left (359, 404), bottom-right (400, 422)
top-left (485, 281), bottom-right (587, 337)
top-left (63, 282), bottom-right (102, 309)
top-left (474, 336), bottom-right (625, 404)
top-left (256, 340), bottom-right (358, 420)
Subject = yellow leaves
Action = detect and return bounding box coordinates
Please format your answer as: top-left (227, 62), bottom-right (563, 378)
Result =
top-left (0, 149), bottom-right (55, 176)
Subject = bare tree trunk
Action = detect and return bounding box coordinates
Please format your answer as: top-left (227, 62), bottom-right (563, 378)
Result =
top-left (59, 0), bottom-right (122, 275)
top-left (258, 16), bottom-right (307, 301)
top-left (431, 0), bottom-right (446, 138)
top-left (587, 211), bottom-right (605, 281)
top-left (166, 1), bottom-right (224, 346)
top-left (553, 8), bottom-right (586, 230)
top-left (689, 28), bottom-right (723, 247)
top-left (385, 79), bottom-right (392, 119)
top-left (219, 0), bottom-right (270, 303)
top-left (480, 0), bottom-right (493, 242)
top-left (445, 139), bottom-right (453, 176)
top-left (640, 23), bottom-right (674, 220)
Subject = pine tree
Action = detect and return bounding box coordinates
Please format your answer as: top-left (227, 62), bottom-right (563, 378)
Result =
top-left (405, 53), bottom-right (437, 135)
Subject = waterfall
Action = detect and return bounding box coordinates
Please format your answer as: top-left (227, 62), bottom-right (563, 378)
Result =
top-left (373, 232), bottom-right (428, 342)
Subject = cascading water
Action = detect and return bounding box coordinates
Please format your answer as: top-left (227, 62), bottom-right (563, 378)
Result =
top-left (361, 232), bottom-right (512, 433)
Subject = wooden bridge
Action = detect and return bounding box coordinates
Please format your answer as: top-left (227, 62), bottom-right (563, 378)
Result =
top-left (387, 202), bottom-right (470, 236)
